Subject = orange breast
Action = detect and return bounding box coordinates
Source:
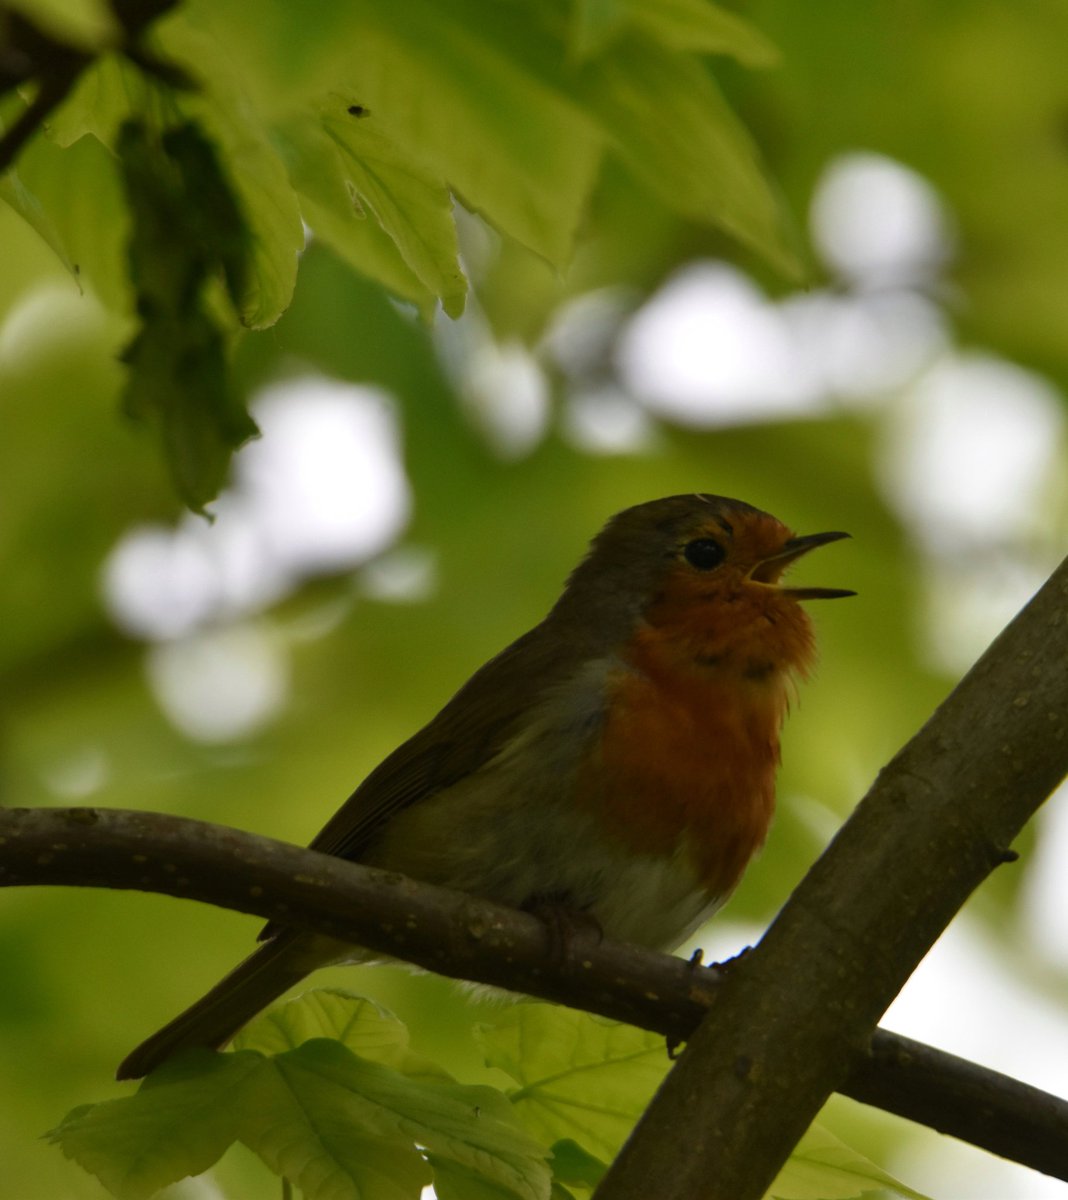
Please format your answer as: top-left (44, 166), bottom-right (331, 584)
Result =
top-left (578, 625), bottom-right (789, 900)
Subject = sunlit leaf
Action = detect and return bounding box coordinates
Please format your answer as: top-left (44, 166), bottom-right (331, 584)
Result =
top-left (332, 0), bottom-right (605, 267)
top-left (319, 100), bottom-right (467, 318)
top-left (234, 988), bottom-right (451, 1080)
top-left (431, 1155), bottom-right (546, 1200)
top-left (183, 104), bottom-right (302, 332)
top-left (627, 0), bottom-right (779, 65)
top-left (568, 0), bottom-right (777, 66)
top-left (239, 1052), bottom-right (432, 1200)
top-left (243, 1039), bottom-right (550, 1200)
top-left (0, 168), bottom-right (76, 278)
top-left (13, 127), bottom-right (130, 309)
top-left (54, 1026), bottom-right (551, 1200)
top-left (47, 1051), bottom-right (261, 1200)
top-left (574, 38), bottom-right (798, 276)
top-left (44, 53), bottom-right (147, 150)
top-left (476, 1004), bottom-right (670, 1161)
top-left (768, 1123), bottom-right (934, 1200)
top-left (278, 117), bottom-right (438, 318)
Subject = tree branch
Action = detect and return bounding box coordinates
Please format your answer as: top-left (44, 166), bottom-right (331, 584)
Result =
top-left (0, 804), bottom-right (1066, 1180)
top-left (0, 10), bottom-right (88, 173)
top-left (596, 556), bottom-right (1068, 1200)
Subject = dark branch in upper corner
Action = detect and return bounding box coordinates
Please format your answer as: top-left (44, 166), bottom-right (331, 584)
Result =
top-left (0, 0), bottom-right (183, 175)
top-left (0, 10), bottom-right (88, 173)
top-left (0, 804), bottom-right (1066, 1181)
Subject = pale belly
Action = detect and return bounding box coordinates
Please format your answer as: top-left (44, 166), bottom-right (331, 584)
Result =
top-left (363, 653), bottom-right (772, 953)
top-left (371, 774), bottom-right (722, 950)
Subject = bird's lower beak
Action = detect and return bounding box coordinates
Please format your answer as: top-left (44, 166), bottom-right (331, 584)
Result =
top-left (750, 531), bottom-right (855, 600)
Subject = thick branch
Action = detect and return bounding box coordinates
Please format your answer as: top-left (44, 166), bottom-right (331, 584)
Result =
top-left (859, 1030), bottom-right (1068, 1180)
top-left (0, 805), bottom-right (1066, 1179)
top-left (596, 557), bottom-right (1068, 1200)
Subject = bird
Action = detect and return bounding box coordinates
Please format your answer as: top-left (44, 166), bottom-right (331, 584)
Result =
top-left (118, 493), bottom-right (852, 1080)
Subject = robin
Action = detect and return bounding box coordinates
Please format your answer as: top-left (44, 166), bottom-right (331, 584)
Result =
top-left (118, 493), bottom-right (851, 1080)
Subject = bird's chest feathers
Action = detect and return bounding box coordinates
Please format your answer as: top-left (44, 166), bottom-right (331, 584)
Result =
top-left (579, 614), bottom-right (794, 898)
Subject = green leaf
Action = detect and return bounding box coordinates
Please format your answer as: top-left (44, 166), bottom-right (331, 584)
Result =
top-left (47, 1050), bottom-right (262, 1200)
top-left (243, 1041), bottom-right (549, 1200)
top-left (627, 0), bottom-right (779, 66)
top-left (120, 306), bottom-right (254, 512)
top-left (147, 20), bottom-right (305, 331)
top-left (188, 136), bottom-right (300, 330)
top-left (55, 1022), bottom-right (550, 1200)
top-left (118, 118), bottom-right (259, 511)
top-left (549, 1139), bottom-right (607, 1189)
top-left (47, 25), bottom-right (303, 332)
top-left (44, 53), bottom-right (147, 150)
top-left (12, 126), bottom-right (129, 310)
top-left (431, 1155), bottom-right (538, 1200)
top-left (277, 118), bottom-right (438, 318)
top-left (0, 169), bottom-right (76, 279)
top-left (277, 97), bottom-right (469, 320)
top-left (332, 0), bottom-right (604, 267)
top-left (183, 100), bottom-right (302, 331)
top-left (166, 124), bottom-right (250, 308)
top-left (398, 0), bottom-right (790, 273)
top-left (239, 1052), bottom-right (432, 1200)
top-left (768, 1124), bottom-right (934, 1200)
top-left (234, 988), bottom-right (451, 1080)
top-left (476, 1004), bottom-right (670, 1161)
top-left (319, 99), bottom-right (467, 318)
top-left (569, 0), bottom-right (778, 66)
top-left (576, 37), bottom-right (799, 276)
top-left (3, 0), bottom-right (118, 48)
top-left (478, 1011), bottom-right (929, 1200)
top-left (565, 0), bottom-right (628, 61)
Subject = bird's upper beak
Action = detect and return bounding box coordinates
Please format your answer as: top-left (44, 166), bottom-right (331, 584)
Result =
top-left (750, 531), bottom-right (855, 600)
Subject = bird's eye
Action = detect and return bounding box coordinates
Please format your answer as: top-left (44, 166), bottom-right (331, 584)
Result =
top-left (683, 538), bottom-right (726, 570)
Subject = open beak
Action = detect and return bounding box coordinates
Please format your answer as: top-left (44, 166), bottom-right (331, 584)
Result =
top-left (750, 531), bottom-right (855, 600)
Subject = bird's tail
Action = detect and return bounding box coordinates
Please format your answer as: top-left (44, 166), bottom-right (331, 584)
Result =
top-left (117, 933), bottom-right (325, 1081)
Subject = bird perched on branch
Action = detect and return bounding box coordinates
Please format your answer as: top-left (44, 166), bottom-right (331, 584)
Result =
top-left (119, 493), bottom-right (851, 1080)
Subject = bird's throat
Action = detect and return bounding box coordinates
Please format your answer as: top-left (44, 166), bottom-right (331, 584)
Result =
top-left (578, 624), bottom-right (792, 900)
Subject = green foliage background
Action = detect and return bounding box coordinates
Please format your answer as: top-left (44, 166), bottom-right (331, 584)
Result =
top-left (2, 0), bottom-right (1068, 1196)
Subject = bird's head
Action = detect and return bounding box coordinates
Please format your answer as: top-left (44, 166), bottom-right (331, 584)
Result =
top-left (557, 494), bottom-right (853, 676)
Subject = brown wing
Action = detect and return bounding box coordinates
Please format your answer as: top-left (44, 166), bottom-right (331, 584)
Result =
top-left (259, 622), bottom-right (572, 941)
top-left (308, 619), bottom-right (576, 859)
